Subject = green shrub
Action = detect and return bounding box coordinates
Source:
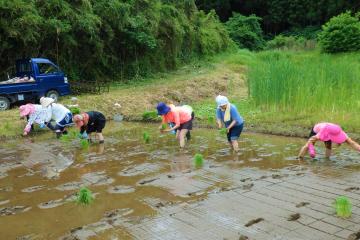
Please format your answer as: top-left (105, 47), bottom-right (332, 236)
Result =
top-left (267, 35), bottom-right (315, 51)
top-left (225, 13), bottom-right (265, 51)
top-left (318, 12), bottom-right (360, 53)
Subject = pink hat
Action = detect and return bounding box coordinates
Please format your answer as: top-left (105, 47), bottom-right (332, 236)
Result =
top-left (316, 123), bottom-right (348, 144)
top-left (19, 104), bottom-right (35, 117)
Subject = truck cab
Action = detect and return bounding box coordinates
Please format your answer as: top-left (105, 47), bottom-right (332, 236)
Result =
top-left (0, 58), bottom-right (70, 110)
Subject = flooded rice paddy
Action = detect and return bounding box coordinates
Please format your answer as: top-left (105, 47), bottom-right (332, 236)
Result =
top-left (0, 123), bottom-right (359, 239)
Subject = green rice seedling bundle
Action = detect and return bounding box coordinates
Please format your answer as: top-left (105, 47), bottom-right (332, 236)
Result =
top-left (143, 131), bottom-right (150, 143)
top-left (161, 123), bottom-right (167, 130)
top-left (80, 139), bottom-right (89, 149)
top-left (334, 196), bottom-right (351, 218)
top-left (219, 128), bottom-right (227, 135)
top-left (194, 153), bottom-right (204, 168)
top-left (76, 187), bottom-right (94, 205)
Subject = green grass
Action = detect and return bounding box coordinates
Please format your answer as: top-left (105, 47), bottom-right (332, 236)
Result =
top-left (248, 51), bottom-right (360, 128)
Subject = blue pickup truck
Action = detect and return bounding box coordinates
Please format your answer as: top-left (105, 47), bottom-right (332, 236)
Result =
top-left (0, 58), bottom-right (70, 110)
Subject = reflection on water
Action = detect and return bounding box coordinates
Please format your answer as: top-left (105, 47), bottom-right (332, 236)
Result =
top-left (0, 122), bottom-right (359, 239)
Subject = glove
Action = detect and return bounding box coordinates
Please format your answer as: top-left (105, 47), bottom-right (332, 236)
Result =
top-left (308, 143), bottom-right (316, 158)
top-left (78, 132), bottom-right (88, 139)
top-left (39, 123), bottom-right (46, 129)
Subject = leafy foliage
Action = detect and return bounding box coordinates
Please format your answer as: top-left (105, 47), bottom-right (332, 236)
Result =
top-left (267, 35), bottom-right (316, 51)
top-left (318, 12), bottom-right (360, 53)
top-left (225, 13), bottom-right (265, 50)
top-left (196, 0), bottom-right (360, 34)
top-left (0, 0), bottom-right (231, 85)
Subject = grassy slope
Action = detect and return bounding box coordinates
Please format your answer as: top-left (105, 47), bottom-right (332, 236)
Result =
top-left (1, 49), bottom-right (360, 141)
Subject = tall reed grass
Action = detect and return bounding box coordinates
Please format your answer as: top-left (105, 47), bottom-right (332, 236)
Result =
top-left (248, 51), bottom-right (360, 116)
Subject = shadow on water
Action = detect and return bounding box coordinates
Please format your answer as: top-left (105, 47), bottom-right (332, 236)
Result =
top-left (0, 122), bottom-right (359, 239)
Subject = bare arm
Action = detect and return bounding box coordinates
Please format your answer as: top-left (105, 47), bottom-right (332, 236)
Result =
top-left (298, 136), bottom-right (318, 158)
top-left (227, 120), bottom-right (237, 130)
top-left (216, 119), bottom-right (223, 129)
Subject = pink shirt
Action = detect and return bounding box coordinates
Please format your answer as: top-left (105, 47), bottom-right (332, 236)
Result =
top-left (162, 106), bottom-right (191, 127)
top-left (313, 122), bottom-right (348, 144)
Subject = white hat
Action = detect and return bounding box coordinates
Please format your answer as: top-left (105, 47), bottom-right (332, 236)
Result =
top-left (40, 97), bottom-right (55, 108)
top-left (215, 95), bottom-right (229, 107)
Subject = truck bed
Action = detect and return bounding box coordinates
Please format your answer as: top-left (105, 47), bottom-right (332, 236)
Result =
top-left (0, 76), bottom-right (35, 85)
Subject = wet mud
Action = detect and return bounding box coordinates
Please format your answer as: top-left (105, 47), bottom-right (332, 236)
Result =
top-left (0, 122), bottom-right (359, 239)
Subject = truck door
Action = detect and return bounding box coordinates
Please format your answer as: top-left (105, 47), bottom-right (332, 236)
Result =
top-left (35, 61), bottom-right (64, 97)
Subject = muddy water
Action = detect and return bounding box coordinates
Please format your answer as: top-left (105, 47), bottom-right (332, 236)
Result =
top-left (0, 123), bottom-right (359, 239)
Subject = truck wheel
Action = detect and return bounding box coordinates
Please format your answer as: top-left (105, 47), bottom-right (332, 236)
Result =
top-left (0, 96), bottom-right (10, 111)
top-left (46, 90), bottom-right (59, 102)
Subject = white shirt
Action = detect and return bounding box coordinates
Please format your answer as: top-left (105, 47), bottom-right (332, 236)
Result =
top-left (27, 105), bottom-right (52, 125)
top-left (48, 103), bottom-right (70, 123)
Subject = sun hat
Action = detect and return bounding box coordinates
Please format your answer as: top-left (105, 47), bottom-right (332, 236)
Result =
top-left (40, 97), bottom-right (55, 108)
top-left (215, 95), bottom-right (229, 107)
top-left (156, 102), bottom-right (171, 115)
top-left (19, 104), bottom-right (35, 117)
top-left (315, 123), bottom-right (348, 144)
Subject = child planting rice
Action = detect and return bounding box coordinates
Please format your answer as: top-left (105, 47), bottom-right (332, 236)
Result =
top-left (298, 122), bottom-right (360, 158)
top-left (73, 111), bottom-right (106, 143)
top-left (156, 102), bottom-right (194, 148)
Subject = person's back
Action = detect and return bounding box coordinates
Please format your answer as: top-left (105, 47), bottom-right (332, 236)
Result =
top-left (50, 103), bottom-right (70, 123)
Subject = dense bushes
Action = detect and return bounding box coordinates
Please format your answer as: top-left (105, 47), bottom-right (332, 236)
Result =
top-left (266, 35), bottom-right (316, 51)
top-left (0, 0), bottom-right (231, 83)
top-left (225, 13), bottom-right (265, 51)
top-left (318, 12), bottom-right (360, 53)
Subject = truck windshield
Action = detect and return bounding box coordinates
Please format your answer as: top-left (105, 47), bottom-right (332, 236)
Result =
top-left (38, 63), bottom-right (59, 75)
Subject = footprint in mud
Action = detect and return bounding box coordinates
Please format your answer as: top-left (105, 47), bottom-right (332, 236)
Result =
top-left (107, 185), bottom-right (135, 194)
top-left (239, 235), bottom-right (249, 240)
top-left (345, 187), bottom-right (360, 192)
top-left (0, 186), bottom-right (13, 192)
top-left (296, 202), bottom-right (310, 208)
top-left (0, 205), bottom-right (31, 216)
top-left (272, 174), bottom-right (288, 179)
top-left (240, 178), bottom-right (251, 182)
top-left (287, 213), bottom-right (301, 221)
top-left (138, 178), bottom-right (159, 185)
top-left (242, 183), bottom-right (254, 190)
top-left (347, 231), bottom-right (360, 240)
top-left (244, 218), bottom-right (264, 227)
top-left (21, 185), bottom-right (46, 193)
top-left (38, 199), bottom-right (64, 209)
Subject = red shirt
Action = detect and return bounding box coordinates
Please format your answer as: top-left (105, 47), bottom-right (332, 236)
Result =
top-left (161, 106), bottom-right (191, 127)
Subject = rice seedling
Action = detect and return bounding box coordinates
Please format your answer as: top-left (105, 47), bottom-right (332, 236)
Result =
top-left (76, 187), bottom-right (94, 205)
top-left (194, 153), bottom-right (204, 168)
top-left (143, 131), bottom-right (150, 143)
top-left (207, 116), bottom-right (215, 125)
top-left (80, 139), bottom-right (89, 149)
top-left (69, 107), bottom-right (81, 115)
top-left (219, 128), bottom-right (227, 135)
top-left (142, 111), bottom-right (159, 121)
top-left (334, 196), bottom-right (351, 218)
top-left (161, 123), bottom-right (167, 130)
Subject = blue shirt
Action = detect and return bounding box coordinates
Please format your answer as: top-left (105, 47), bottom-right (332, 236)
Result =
top-left (216, 104), bottom-right (244, 128)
